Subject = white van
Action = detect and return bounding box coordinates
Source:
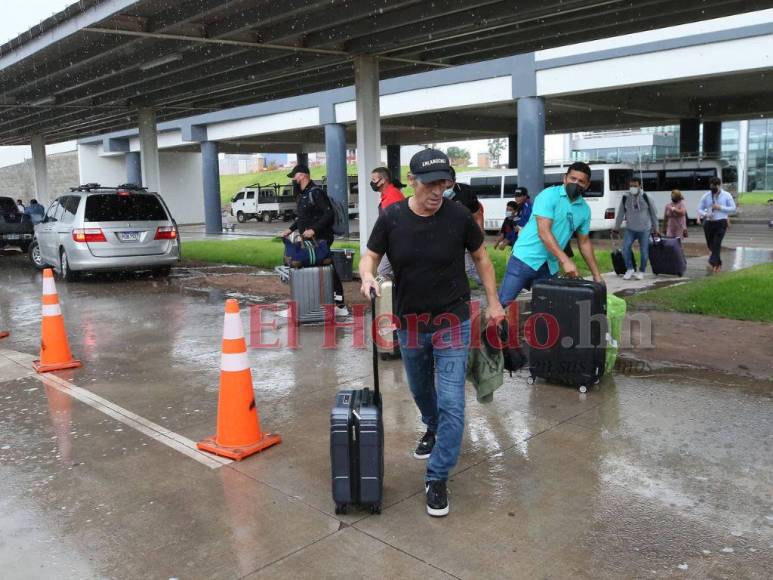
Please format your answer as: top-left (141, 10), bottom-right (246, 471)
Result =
top-left (230, 184), bottom-right (295, 223)
top-left (455, 163), bottom-right (633, 232)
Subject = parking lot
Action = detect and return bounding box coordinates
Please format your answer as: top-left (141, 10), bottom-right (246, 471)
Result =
top-left (1, 249), bottom-right (772, 578)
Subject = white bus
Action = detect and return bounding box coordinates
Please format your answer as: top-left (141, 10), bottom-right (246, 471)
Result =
top-left (455, 163), bottom-right (633, 233)
top-left (635, 160), bottom-right (737, 224)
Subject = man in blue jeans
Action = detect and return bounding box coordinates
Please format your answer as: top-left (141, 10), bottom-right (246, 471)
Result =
top-left (498, 162), bottom-right (604, 307)
top-left (359, 149), bottom-right (504, 517)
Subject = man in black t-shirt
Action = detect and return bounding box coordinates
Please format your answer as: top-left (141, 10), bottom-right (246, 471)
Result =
top-left (359, 149), bottom-right (504, 518)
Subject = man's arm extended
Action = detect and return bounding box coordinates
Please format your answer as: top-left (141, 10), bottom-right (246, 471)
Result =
top-left (577, 233), bottom-right (603, 283)
top-left (536, 217), bottom-right (578, 277)
top-left (470, 245), bottom-right (505, 321)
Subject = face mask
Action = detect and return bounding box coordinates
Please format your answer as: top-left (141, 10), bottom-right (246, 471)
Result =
top-left (370, 180), bottom-right (381, 192)
top-left (629, 186), bottom-right (640, 195)
top-left (443, 188), bottom-right (455, 199)
top-left (565, 182), bottom-right (585, 201)
top-left (671, 196), bottom-right (680, 203)
top-left (506, 211), bottom-right (515, 218)
top-left (292, 181), bottom-right (302, 195)
top-left (710, 186), bottom-right (719, 194)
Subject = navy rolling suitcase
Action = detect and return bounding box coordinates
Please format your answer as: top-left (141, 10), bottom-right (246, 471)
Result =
top-left (528, 278), bottom-right (607, 393)
top-left (649, 235), bottom-right (687, 276)
top-left (330, 291), bottom-right (384, 515)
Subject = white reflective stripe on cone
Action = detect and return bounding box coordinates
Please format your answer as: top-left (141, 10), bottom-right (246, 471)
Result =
top-left (42, 277), bottom-right (57, 295)
top-left (222, 313), bottom-right (244, 340)
top-left (42, 304), bottom-right (62, 317)
top-left (220, 351), bottom-right (250, 372)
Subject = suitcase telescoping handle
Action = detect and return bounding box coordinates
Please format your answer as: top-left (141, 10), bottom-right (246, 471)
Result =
top-left (370, 288), bottom-right (380, 397)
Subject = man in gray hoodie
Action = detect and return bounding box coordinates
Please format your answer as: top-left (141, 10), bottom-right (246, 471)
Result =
top-left (613, 177), bottom-right (659, 280)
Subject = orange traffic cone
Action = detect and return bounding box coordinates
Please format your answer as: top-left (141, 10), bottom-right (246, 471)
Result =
top-left (0, 331), bottom-right (8, 339)
top-left (32, 269), bottom-right (82, 373)
top-left (197, 299), bottom-right (281, 460)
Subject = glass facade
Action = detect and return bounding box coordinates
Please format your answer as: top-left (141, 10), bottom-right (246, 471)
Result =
top-left (747, 118), bottom-right (773, 191)
top-left (572, 119), bottom-right (773, 191)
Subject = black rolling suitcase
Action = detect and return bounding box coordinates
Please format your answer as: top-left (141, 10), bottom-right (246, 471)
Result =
top-left (649, 234), bottom-right (687, 276)
top-left (528, 278), bottom-right (607, 393)
top-left (330, 291), bottom-right (384, 515)
top-left (611, 233), bottom-right (636, 275)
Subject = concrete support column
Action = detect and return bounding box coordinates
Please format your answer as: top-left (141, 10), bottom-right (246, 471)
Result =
top-left (138, 107), bottom-right (161, 191)
top-left (296, 152), bottom-right (309, 167)
top-left (201, 141), bottom-right (223, 234)
top-left (738, 120), bottom-right (749, 193)
top-left (325, 123), bottom-right (349, 237)
top-left (354, 55), bottom-right (381, 254)
top-left (386, 144), bottom-right (401, 185)
top-left (516, 97), bottom-right (545, 196)
top-left (126, 151), bottom-right (142, 186)
top-left (507, 134), bottom-right (517, 169)
top-left (30, 134), bottom-right (48, 204)
top-left (702, 121), bottom-right (722, 157)
top-left (679, 118), bottom-right (700, 156)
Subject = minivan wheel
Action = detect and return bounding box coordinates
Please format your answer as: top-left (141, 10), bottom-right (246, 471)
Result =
top-left (236, 211), bottom-right (246, 223)
top-left (153, 266), bottom-right (171, 277)
top-left (262, 212), bottom-right (272, 223)
top-left (60, 249), bottom-right (79, 282)
top-left (29, 240), bottom-right (46, 269)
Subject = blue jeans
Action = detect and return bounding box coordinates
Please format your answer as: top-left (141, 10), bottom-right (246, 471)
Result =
top-left (497, 256), bottom-right (553, 307)
top-left (397, 319), bottom-right (472, 482)
top-left (623, 229), bottom-right (650, 271)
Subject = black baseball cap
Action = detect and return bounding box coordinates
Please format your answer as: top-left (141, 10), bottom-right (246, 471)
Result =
top-left (409, 148), bottom-right (453, 183)
top-left (514, 186), bottom-right (528, 197)
top-left (287, 164), bottom-right (310, 178)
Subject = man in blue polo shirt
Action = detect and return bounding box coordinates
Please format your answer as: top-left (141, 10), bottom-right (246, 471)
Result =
top-left (498, 161), bottom-right (604, 306)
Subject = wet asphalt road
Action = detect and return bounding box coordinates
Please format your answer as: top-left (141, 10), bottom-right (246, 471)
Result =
top-left (1, 250), bottom-right (772, 579)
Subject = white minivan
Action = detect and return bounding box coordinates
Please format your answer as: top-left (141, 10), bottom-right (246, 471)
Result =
top-left (455, 163), bottom-right (634, 232)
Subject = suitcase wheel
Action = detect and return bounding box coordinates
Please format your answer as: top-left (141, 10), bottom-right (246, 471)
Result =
top-left (578, 385), bottom-right (588, 394)
top-left (369, 503), bottom-right (382, 515)
top-left (335, 503), bottom-right (348, 515)
top-left (526, 375), bottom-right (536, 386)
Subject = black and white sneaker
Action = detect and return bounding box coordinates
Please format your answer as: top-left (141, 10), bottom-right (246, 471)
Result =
top-left (425, 480), bottom-right (449, 517)
top-left (413, 430), bottom-right (435, 459)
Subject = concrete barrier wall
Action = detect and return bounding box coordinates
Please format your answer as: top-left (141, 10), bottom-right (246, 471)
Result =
top-left (78, 144), bottom-right (204, 225)
top-left (0, 151), bottom-right (79, 202)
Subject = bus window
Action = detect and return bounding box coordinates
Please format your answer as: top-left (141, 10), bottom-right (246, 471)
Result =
top-left (503, 176), bottom-right (518, 192)
top-left (693, 168), bottom-right (716, 190)
top-left (721, 166), bottom-right (737, 186)
top-left (641, 171), bottom-right (661, 192)
top-left (469, 177), bottom-right (502, 198)
top-left (584, 170), bottom-right (604, 197)
top-left (663, 170), bottom-right (694, 191)
top-left (609, 169), bottom-right (633, 191)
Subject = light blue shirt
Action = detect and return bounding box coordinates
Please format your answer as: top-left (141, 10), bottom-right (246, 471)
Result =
top-left (698, 189), bottom-right (736, 221)
top-left (513, 185), bottom-right (591, 275)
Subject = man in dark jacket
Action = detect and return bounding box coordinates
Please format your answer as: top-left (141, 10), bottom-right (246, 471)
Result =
top-left (281, 164), bottom-right (347, 315)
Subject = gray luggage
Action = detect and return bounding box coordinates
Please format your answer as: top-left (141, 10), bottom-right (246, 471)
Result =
top-left (374, 276), bottom-right (400, 359)
top-left (330, 290), bottom-right (384, 515)
top-left (290, 265), bottom-right (334, 323)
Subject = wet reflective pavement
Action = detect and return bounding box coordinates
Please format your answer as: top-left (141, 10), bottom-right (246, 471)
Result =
top-left (1, 252), bottom-right (772, 579)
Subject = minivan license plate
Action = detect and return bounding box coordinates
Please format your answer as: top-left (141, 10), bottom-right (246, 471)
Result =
top-left (119, 231), bottom-right (141, 242)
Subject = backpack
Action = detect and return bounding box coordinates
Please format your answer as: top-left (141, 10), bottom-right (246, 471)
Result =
top-left (309, 186), bottom-right (347, 237)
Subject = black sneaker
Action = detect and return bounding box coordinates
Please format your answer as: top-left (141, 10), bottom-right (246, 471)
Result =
top-left (425, 480), bottom-right (449, 517)
top-left (413, 430), bottom-right (435, 460)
